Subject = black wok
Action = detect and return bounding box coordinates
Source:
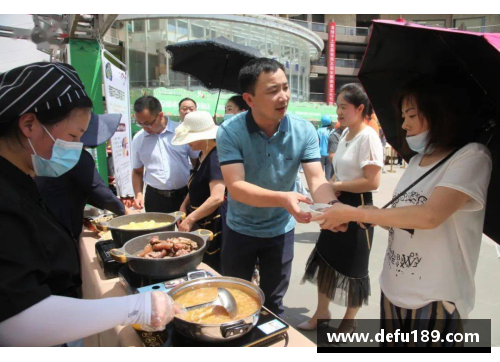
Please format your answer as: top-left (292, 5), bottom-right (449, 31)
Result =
top-left (109, 230), bottom-right (213, 279)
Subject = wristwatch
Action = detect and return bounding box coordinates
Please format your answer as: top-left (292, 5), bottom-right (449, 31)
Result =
top-left (328, 200), bottom-right (340, 206)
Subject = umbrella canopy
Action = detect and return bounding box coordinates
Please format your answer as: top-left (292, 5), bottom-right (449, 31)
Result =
top-left (359, 20), bottom-right (500, 158)
top-left (165, 37), bottom-right (261, 94)
top-left (358, 20), bottom-right (500, 243)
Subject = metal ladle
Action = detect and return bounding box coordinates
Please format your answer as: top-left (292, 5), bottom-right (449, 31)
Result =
top-left (184, 288), bottom-right (238, 318)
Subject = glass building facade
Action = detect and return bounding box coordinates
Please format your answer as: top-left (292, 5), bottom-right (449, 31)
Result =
top-left (119, 14), bottom-right (323, 102)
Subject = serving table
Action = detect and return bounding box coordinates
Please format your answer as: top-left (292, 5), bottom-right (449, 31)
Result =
top-left (79, 230), bottom-right (316, 347)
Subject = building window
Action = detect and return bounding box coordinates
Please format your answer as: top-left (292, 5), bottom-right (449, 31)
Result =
top-left (414, 19), bottom-right (446, 28)
top-left (133, 20), bottom-right (144, 32)
top-left (148, 53), bottom-right (159, 86)
top-left (167, 20), bottom-right (175, 33)
top-left (125, 17), bottom-right (312, 101)
top-left (289, 14), bottom-right (307, 21)
top-left (177, 20), bottom-right (189, 35)
top-left (312, 14), bottom-right (325, 23)
top-left (129, 49), bottom-right (146, 87)
top-left (149, 19), bottom-right (160, 31)
top-left (356, 15), bottom-right (380, 28)
top-left (454, 17), bottom-right (485, 29)
top-left (191, 24), bottom-right (205, 39)
top-left (233, 35), bottom-right (246, 45)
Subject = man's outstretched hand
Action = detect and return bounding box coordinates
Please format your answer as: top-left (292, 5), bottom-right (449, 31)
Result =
top-left (280, 192), bottom-right (314, 224)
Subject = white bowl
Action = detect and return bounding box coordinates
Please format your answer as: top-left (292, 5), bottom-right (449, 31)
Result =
top-left (308, 203), bottom-right (331, 224)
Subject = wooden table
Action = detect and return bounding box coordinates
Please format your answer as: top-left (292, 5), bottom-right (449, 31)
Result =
top-left (79, 230), bottom-right (316, 347)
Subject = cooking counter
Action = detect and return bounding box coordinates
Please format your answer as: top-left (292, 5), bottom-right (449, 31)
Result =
top-left (79, 230), bottom-right (316, 347)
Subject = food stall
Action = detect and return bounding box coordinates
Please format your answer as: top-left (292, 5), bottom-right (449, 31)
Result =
top-left (79, 222), bottom-right (316, 347)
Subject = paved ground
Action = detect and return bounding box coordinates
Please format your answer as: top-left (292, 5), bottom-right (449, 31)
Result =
top-left (280, 165), bottom-right (500, 346)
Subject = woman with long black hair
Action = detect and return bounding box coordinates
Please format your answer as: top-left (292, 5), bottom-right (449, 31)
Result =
top-left (312, 79), bottom-right (492, 345)
top-left (299, 83), bottom-right (383, 333)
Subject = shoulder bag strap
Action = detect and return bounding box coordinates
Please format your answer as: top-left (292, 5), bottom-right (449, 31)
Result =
top-left (382, 147), bottom-right (460, 209)
top-left (379, 147), bottom-right (461, 235)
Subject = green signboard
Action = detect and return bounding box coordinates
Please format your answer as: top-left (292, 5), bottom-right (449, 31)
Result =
top-left (69, 39), bottom-right (108, 185)
top-left (129, 87), bottom-right (337, 131)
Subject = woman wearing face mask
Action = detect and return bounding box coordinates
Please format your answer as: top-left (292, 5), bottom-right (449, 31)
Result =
top-left (0, 63), bottom-right (180, 346)
top-left (34, 113), bottom-right (138, 242)
top-left (298, 83), bottom-right (384, 333)
top-left (222, 95), bottom-right (248, 123)
top-left (312, 80), bottom-right (492, 343)
top-left (172, 111), bottom-right (227, 272)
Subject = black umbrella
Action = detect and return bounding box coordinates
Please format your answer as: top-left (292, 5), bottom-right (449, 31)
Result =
top-left (358, 20), bottom-right (500, 243)
top-left (166, 37), bottom-right (261, 116)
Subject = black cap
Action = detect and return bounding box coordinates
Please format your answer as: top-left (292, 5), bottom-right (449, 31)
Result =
top-left (0, 62), bottom-right (91, 122)
top-left (81, 113), bottom-right (122, 147)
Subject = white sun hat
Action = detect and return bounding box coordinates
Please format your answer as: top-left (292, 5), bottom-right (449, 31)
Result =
top-left (171, 111), bottom-right (219, 146)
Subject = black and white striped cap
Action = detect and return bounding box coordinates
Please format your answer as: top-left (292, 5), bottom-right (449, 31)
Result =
top-left (0, 62), bottom-right (91, 123)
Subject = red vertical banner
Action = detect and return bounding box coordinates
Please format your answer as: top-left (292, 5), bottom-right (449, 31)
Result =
top-left (327, 22), bottom-right (336, 105)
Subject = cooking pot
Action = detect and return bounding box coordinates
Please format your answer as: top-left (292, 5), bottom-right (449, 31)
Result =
top-left (168, 277), bottom-right (265, 343)
top-left (109, 230), bottom-right (213, 279)
top-left (102, 212), bottom-right (185, 246)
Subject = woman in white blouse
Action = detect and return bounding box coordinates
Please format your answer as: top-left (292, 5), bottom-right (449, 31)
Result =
top-left (312, 79), bottom-right (492, 346)
top-left (299, 84), bottom-right (383, 333)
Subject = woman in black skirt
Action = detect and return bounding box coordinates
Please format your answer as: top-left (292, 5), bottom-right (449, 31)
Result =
top-left (171, 111), bottom-right (227, 272)
top-left (299, 84), bottom-right (383, 332)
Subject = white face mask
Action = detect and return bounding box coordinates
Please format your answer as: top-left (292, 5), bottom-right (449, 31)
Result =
top-left (406, 130), bottom-right (435, 154)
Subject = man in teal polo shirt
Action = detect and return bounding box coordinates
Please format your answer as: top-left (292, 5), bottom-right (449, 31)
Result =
top-left (216, 58), bottom-right (345, 316)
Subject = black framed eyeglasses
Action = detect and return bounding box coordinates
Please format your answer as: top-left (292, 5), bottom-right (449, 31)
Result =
top-left (137, 114), bottom-right (159, 128)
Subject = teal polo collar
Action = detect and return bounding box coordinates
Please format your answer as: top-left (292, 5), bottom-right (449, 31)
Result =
top-left (245, 110), bottom-right (290, 134)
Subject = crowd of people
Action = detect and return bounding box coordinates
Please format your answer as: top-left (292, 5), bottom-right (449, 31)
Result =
top-left (0, 55), bottom-right (493, 347)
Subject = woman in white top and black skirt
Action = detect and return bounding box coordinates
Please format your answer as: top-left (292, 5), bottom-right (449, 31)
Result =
top-left (299, 83), bottom-right (383, 333)
top-left (311, 78), bottom-right (492, 346)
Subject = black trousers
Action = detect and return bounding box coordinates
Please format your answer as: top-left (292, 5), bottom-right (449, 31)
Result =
top-left (145, 185), bottom-right (187, 213)
top-left (221, 226), bottom-right (295, 317)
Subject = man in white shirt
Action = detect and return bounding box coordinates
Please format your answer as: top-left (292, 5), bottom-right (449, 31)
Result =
top-left (132, 96), bottom-right (199, 213)
top-left (178, 97), bottom-right (197, 122)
